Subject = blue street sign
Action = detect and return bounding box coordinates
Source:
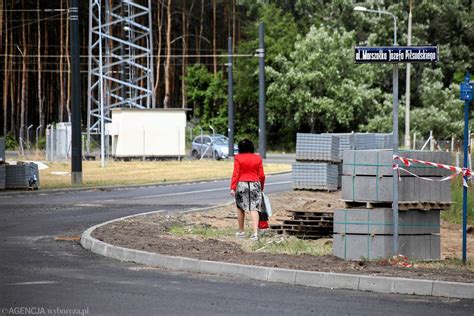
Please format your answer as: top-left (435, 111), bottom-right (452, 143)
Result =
top-left (354, 46), bottom-right (438, 64)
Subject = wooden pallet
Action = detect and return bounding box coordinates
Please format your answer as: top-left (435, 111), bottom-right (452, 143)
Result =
top-left (343, 200), bottom-right (452, 211)
top-left (271, 229), bottom-right (332, 240)
top-left (286, 210), bottom-right (334, 220)
top-left (275, 219), bottom-right (333, 227)
top-left (270, 224), bottom-right (333, 231)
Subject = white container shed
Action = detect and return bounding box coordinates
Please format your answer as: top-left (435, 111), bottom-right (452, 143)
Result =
top-left (109, 108), bottom-right (186, 159)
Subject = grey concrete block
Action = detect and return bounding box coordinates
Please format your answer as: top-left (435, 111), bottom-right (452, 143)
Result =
top-left (325, 273), bottom-right (360, 290)
top-left (341, 175), bottom-right (451, 203)
top-left (358, 275), bottom-right (394, 293)
top-left (393, 278), bottom-right (434, 296)
top-left (432, 281), bottom-right (474, 299)
top-left (267, 268), bottom-right (297, 284)
top-left (334, 209), bottom-right (440, 235)
top-left (242, 265), bottom-right (268, 281)
top-left (343, 150), bottom-right (452, 177)
top-left (294, 271), bottom-right (327, 287)
top-left (346, 234), bottom-right (391, 260)
top-left (333, 234), bottom-right (440, 260)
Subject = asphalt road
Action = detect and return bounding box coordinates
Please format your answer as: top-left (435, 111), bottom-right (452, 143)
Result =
top-left (0, 172), bottom-right (473, 315)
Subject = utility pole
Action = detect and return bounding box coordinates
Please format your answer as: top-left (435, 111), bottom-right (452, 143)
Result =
top-left (405, 0), bottom-right (413, 148)
top-left (258, 22), bottom-right (266, 158)
top-left (227, 37), bottom-right (234, 157)
top-left (70, 0), bottom-right (82, 185)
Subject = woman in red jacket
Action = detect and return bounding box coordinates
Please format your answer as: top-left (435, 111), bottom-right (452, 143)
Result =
top-left (230, 139), bottom-right (265, 241)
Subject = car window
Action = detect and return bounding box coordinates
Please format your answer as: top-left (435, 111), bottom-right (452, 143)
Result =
top-left (214, 138), bottom-right (228, 145)
top-left (203, 137), bottom-right (211, 144)
top-left (194, 137), bottom-right (202, 144)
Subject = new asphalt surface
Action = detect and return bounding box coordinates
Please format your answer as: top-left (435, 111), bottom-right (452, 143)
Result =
top-left (1, 172), bottom-right (473, 315)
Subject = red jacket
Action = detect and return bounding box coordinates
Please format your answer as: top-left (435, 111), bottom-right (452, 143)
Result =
top-left (230, 153), bottom-right (265, 191)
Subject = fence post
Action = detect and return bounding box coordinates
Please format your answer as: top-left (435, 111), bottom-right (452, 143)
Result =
top-left (429, 131), bottom-right (434, 151)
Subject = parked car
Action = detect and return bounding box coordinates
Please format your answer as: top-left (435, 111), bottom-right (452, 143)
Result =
top-left (191, 134), bottom-right (238, 160)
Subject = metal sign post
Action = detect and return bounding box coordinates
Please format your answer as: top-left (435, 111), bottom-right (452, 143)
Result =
top-left (354, 45), bottom-right (438, 255)
top-left (460, 72), bottom-right (473, 265)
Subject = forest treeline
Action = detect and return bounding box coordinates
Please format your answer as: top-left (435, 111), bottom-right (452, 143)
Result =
top-left (0, 0), bottom-right (473, 150)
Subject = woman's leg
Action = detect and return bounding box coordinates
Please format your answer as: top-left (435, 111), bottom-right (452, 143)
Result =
top-left (250, 210), bottom-right (259, 235)
top-left (237, 208), bottom-right (245, 232)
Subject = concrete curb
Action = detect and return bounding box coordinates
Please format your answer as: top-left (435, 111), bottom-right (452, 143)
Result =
top-left (81, 211), bottom-right (474, 300)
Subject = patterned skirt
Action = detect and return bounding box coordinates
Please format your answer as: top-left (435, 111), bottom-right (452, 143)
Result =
top-left (235, 181), bottom-right (262, 212)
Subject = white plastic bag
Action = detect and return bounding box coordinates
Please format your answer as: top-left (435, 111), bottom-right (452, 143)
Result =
top-left (261, 192), bottom-right (272, 217)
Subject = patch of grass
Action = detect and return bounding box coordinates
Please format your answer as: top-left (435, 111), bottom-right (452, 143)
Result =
top-left (443, 177), bottom-right (474, 225)
top-left (414, 257), bottom-right (473, 271)
top-left (169, 224), bottom-right (235, 239)
top-left (39, 160), bottom-right (291, 189)
top-left (245, 236), bottom-right (332, 257)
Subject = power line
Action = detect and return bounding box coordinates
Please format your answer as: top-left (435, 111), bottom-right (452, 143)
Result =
top-left (0, 54), bottom-right (255, 58)
top-left (0, 9), bottom-right (67, 12)
top-left (7, 13), bottom-right (63, 32)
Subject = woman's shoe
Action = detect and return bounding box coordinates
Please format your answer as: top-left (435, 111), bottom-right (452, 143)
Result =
top-left (250, 233), bottom-right (259, 241)
top-left (235, 231), bottom-right (245, 239)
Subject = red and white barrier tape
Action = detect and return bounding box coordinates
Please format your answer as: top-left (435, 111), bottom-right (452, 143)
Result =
top-left (393, 155), bottom-right (472, 187)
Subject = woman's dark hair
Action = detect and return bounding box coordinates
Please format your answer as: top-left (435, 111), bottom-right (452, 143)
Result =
top-left (238, 139), bottom-right (254, 154)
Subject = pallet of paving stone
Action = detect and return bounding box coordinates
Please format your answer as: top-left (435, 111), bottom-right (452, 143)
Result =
top-left (375, 133), bottom-right (393, 149)
top-left (333, 233), bottom-right (440, 260)
top-left (333, 208), bottom-right (440, 235)
top-left (342, 150), bottom-right (452, 177)
top-left (292, 162), bottom-right (339, 191)
top-left (341, 175), bottom-right (451, 203)
top-left (342, 200), bottom-right (452, 211)
top-left (295, 133), bottom-right (340, 162)
top-left (5, 163), bottom-right (40, 190)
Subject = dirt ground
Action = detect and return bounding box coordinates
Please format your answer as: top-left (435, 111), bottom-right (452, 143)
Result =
top-left (92, 190), bottom-right (474, 283)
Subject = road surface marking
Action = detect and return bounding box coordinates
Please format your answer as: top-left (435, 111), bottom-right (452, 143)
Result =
top-left (129, 181), bottom-right (291, 200)
top-left (7, 281), bottom-right (58, 286)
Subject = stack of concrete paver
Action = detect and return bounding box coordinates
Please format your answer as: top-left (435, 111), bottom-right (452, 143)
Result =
top-left (333, 149), bottom-right (451, 260)
top-left (293, 133), bottom-right (340, 191)
top-left (294, 133), bottom-right (393, 191)
top-left (5, 163), bottom-right (40, 190)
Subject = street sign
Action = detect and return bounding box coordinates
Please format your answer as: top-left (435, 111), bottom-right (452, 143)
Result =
top-left (460, 73), bottom-right (473, 102)
top-left (354, 46), bottom-right (438, 64)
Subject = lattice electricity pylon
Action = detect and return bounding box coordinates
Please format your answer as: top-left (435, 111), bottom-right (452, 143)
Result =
top-left (87, 0), bottom-right (154, 153)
